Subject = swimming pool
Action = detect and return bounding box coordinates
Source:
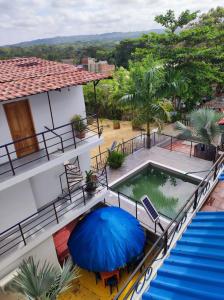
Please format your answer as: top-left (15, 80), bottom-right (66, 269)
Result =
top-left (112, 164), bottom-right (199, 219)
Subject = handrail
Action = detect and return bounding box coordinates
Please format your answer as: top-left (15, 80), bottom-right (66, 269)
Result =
top-left (44, 126), bottom-right (64, 153)
top-left (114, 152), bottom-right (224, 300)
top-left (0, 114), bottom-right (99, 177)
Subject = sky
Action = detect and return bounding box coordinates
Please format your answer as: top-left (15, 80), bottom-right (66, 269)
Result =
top-left (0, 0), bottom-right (222, 46)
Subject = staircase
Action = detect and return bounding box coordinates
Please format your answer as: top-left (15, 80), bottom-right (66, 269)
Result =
top-left (143, 211), bottom-right (224, 300)
top-left (59, 158), bottom-right (83, 197)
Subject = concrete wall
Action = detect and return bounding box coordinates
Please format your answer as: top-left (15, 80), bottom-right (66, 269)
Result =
top-left (0, 236), bottom-right (60, 279)
top-left (30, 165), bottom-right (64, 209)
top-left (0, 86), bottom-right (86, 164)
top-left (0, 180), bottom-right (37, 232)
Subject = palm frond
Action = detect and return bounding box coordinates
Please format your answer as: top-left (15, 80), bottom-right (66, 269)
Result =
top-left (175, 121), bottom-right (193, 138)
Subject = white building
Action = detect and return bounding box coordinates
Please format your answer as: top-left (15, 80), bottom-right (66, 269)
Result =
top-left (0, 57), bottom-right (109, 279)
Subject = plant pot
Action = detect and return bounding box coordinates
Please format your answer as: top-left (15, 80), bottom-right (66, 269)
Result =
top-left (194, 143), bottom-right (216, 161)
top-left (75, 131), bottom-right (86, 139)
top-left (113, 121), bottom-right (120, 130)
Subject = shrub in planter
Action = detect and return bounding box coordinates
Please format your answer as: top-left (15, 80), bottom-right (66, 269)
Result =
top-left (194, 143), bottom-right (217, 161)
top-left (113, 120), bottom-right (120, 130)
top-left (85, 170), bottom-right (97, 193)
top-left (87, 115), bottom-right (94, 125)
top-left (132, 118), bottom-right (144, 130)
top-left (107, 150), bottom-right (125, 169)
top-left (71, 115), bottom-right (87, 139)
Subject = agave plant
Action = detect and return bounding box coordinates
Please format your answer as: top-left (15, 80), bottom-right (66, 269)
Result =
top-left (9, 257), bottom-right (79, 300)
top-left (175, 108), bottom-right (223, 146)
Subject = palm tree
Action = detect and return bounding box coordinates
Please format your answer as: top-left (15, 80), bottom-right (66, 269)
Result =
top-left (163, 68), bottom-right (189, 111)
top-left (176, 108), bottom-right (223, 159)
top-left (121, 59), bottom-right (171, 148)
top-left (8, 257), bottom-right (79, 300)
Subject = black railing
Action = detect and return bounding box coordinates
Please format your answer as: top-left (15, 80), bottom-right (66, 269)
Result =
top-left (91, 133), bottom-right (146, 171)
top-left (0, 114), bottom-right (100, 178)
top-left (0, 167), bottom-right (107, 258)
top-left (114, 153), bottom-right (224, 300)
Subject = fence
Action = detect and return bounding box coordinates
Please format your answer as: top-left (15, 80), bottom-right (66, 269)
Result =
top-left (114, 152), bottom-right (224, 300)
top-left (0, 114), bottom-right (100, 177)
top-left (91, 133), bottom-right (146, 171)
top-left (0, 167), bottom-right (107, 258)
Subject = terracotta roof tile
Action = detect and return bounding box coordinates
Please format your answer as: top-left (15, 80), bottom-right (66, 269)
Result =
top-left (0, 57), bottom-right (110, 101)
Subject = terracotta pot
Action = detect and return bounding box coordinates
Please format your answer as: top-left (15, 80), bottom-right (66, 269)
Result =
top-left (113, 122), bottom-right (120, 130)
top-left (75, 131), bottom-right (86, 139)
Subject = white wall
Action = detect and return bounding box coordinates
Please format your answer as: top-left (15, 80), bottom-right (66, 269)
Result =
top-left (0, 236), bottom-right (60, 279)
top-left (0, 85), bottom-right (86, 164)
top-left (0, 180), bottom-right (37, 232)
top-left (30, 165), bottom-right (64, 209)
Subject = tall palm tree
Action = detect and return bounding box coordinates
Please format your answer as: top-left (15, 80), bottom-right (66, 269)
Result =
top-left (121, 60), bottom-right (171, 148)
top-left (8, 257), bottom-right (79, 300)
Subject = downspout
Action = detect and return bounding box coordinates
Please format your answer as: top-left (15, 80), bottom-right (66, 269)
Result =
top-left (47, 91), bottom-right (55, 128)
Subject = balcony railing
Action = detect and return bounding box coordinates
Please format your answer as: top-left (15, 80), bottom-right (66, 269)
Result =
top-left (114, 153), bottom-right (224, 300)
top-left (0, 114), bottom-right (101, 178)
top-left (0, 166), bottom-right (107, 258)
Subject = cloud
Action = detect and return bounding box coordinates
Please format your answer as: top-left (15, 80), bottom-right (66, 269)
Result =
top-left (0, 0), bottom-right (223, 45)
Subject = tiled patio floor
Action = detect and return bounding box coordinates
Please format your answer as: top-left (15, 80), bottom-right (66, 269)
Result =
top-left (201, 181), bottom-right (224, 212)
top-left (163, 140), bottom-right (197, 156)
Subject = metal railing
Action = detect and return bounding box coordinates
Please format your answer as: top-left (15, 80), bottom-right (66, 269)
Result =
top-left (0, 167), bottom-right (107, 258)
top-left (0, 114), bottom-right (100, 178)
top-left (114, 153), bottom-right (224, 300)
top-left (91, 133), bottom-right (146, 171)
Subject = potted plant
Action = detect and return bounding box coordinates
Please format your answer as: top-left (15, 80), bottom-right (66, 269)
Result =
top-left (85, 170), bottom-right (97, 194)
top-left (113, 120), bottom-right (120, 130)
top-left (107, 150), bottom-right (125, 169)
top-left (71, 115), bottom-right (87, 139)
top-left (176, 109), bottom-right (223, 161)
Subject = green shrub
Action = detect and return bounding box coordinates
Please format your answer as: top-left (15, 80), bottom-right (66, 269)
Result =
top-left (132, 118), bottom-right (144, 130)
top-left (71, 114), bottom-right (87, 132)
top-left (107, 150), bottom-right (125, 169)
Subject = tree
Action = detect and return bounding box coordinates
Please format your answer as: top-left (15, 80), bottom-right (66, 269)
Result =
top-left (155, 9), bottom-right (199, 33)
top-left (162, 68), bottom-right (189, 111)
top-left (8, 257), bottom-right (79, 300)
top-left (120, 56), bottom-right (172, 148)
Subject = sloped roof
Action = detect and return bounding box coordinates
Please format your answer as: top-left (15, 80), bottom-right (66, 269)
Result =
top-left (0, 57), bottom-right (110, 101)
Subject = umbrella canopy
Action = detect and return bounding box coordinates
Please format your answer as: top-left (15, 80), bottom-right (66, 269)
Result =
top-left (68, 206), bottom-right (145, 272)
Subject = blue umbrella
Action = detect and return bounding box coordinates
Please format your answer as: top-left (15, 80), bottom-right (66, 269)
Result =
top-left (68, 206), bottom-right (145, 272)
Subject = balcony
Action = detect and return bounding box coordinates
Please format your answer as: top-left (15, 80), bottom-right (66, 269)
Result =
top-left (0, 167), bottom-right (107, 263)
top-left (0, 115), bottom-right (101, 183)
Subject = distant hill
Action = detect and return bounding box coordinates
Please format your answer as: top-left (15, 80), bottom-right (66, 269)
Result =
top-left (9, 30), bottom-right (163, 47)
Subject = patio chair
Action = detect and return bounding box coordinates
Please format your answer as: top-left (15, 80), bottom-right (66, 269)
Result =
top-left (106, 275), bottom-right (119, 294)
top-left (94, 272), bottom-right (101, 284)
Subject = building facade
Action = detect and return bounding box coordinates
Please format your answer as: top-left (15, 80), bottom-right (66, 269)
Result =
top-left (0, 57), bottom-right (109, 279)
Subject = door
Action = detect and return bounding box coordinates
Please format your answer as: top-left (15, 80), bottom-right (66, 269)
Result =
top-left (4, 99), bottom-right (39, 158)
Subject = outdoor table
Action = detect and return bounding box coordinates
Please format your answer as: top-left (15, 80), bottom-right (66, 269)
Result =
top-left (100, 270), bottom-right (120, 287)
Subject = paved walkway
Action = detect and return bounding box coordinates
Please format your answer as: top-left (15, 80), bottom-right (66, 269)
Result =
top-left (107, 146), bottom-right (213, 185)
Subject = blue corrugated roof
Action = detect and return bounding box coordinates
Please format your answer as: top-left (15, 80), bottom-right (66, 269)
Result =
top-left (143, 211), bottom-right (224, 300)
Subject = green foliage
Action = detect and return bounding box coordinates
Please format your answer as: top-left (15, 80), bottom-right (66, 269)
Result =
top-left (155, 9), bottom-right (199, 33)
top-left (71, 115), bottom-right (87, 132)
top-left (120, 55), bottom-right (172, 147)
top-left (84, 67), bottom-right (130, 119)
top-left (175, 108), bottom-right (223, 146)
top-left (85, 170), bottom-right (97, 192)
top-left (107, 150), bottom-right (125, 169)
top-left (9, 257), bottom-right (79, 300)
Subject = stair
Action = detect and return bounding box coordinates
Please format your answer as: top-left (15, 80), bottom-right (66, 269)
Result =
top-left (61, 159), bottom-right (83, 195)
top-left (142, 212), bottom-right (224, 300)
